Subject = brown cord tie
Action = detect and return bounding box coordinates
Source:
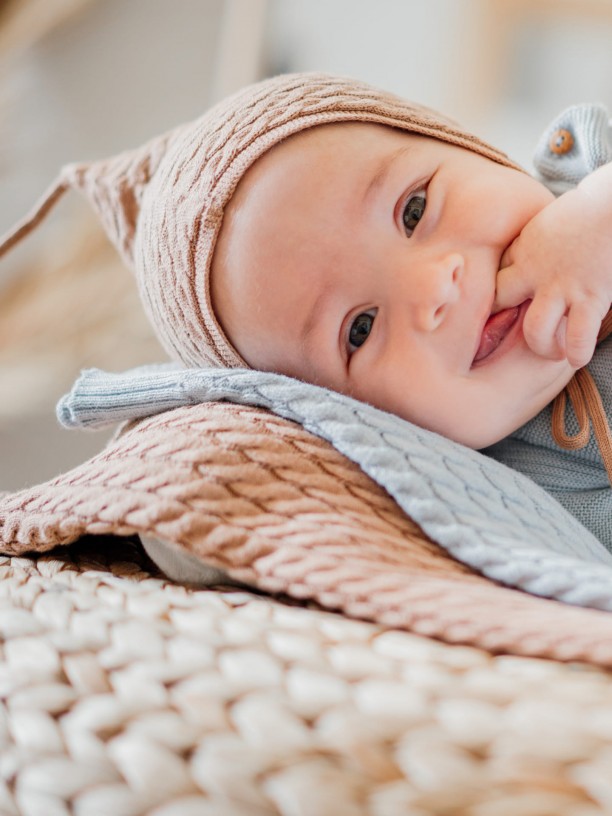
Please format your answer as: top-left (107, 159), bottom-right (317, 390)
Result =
top-left (551, 310), bottom-right (612, 485)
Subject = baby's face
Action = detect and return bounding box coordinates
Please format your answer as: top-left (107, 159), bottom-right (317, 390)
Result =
top-left (212, 123), bottom-right (574, 448)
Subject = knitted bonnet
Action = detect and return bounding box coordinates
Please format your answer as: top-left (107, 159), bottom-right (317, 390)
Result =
top-left (0, 72), bottom-right (519, 368)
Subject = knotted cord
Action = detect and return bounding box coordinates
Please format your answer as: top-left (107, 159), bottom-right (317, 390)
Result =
top-left (551, 310), bottom-right (612, 484)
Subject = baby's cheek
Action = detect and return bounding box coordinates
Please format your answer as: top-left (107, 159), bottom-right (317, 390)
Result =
top-left (500, 176), bottom-right (554, 241)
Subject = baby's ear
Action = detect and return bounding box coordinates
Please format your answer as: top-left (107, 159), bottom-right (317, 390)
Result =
top-left (533, 103), bottom-right (612, 194)
top-left (61, 129), bottom-right (175, 269)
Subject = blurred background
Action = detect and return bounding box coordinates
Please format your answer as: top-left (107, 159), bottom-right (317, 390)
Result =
top-left (2, 0), bottom-right (612, 489)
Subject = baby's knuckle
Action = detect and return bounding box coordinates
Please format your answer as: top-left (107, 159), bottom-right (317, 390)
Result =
top-left (567, 324), bottom-right (589, 344)
top-left (524, 325), bottom-right (549, 355)
top-left (567, 332), bottom-right (594, 361)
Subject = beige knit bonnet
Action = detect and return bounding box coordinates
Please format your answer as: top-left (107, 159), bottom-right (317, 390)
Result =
top-left (0, 72), bottom-right (519, 368)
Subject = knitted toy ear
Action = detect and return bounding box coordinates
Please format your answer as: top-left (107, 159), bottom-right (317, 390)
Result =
top-left (534, 103), bottom-right (612, 193)
top-left (0, 128), bottom-right (175, 269)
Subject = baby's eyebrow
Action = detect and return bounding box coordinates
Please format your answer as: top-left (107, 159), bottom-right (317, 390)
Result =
top-left (363, 145), bottom-right (412, 205)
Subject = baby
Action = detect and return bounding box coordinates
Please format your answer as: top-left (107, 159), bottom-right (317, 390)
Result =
top-left (207, 93), bottom-right (612, 552)
top-left (2, 72), bottom-right (612, 542)
top-left (210, 113), bottom-right (612, 450)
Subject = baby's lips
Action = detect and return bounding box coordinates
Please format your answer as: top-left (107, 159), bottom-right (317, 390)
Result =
top-left (472, 306), bottom-right (521, 364)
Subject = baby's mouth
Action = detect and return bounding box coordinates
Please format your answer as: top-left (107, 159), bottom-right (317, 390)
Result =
top-left (472, 306), bottom-right (521, 365)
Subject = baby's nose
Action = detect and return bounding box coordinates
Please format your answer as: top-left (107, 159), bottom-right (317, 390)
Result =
top-left (413, 252), bottom-right (463, 331)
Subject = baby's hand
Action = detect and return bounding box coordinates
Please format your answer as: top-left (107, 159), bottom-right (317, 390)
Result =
top-left (495, 163), bottom-right (612, 369)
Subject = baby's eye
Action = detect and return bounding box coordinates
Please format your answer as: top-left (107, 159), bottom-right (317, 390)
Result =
top-left (402, 191), bottom-right (426, 236)
top-left (348, 310), bottom-right (376, 352)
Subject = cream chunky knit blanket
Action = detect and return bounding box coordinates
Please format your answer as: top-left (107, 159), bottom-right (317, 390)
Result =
top-left (4, 376), bottom-right (612, 813)
top-left (2, 540), bottom-right (612, 815)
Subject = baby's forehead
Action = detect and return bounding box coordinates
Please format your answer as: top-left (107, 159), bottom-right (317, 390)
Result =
top-left (242, 119), bottom-right (493, 190)
top-left (271, 120), bottom-right (416, 155)
top-left (232, 121), bottom-right (423, 198)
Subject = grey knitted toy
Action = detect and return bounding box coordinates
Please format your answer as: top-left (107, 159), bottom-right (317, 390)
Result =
top-left (534, 102), bottom-right (612, 194)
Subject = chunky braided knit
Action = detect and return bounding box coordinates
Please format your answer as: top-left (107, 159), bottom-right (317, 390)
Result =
top-left (4, 401), bottom-right (612, 666)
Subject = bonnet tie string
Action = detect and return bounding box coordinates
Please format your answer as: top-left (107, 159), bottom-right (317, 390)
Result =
top-left (0, 176), bottom-right (70, 261)
top-left (551, 310), bottom-right (612, 485)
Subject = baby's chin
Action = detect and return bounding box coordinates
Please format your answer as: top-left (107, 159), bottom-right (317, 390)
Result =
top-left (447, 419), bottom-right (530, 451)
top-left (480, 381), bottom-right (575, 448)
top-left (437, 374), bottom-right (574, 451)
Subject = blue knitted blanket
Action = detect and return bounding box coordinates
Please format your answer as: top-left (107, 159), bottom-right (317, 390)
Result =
top-left (58, 365), bottom-right (612, 612)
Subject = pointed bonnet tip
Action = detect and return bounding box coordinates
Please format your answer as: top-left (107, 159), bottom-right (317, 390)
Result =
top-left (55, 130), bottom-right (175, 268)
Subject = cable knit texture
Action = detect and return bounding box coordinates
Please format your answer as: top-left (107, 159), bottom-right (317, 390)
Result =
top-left (5, 398), bottom-right (612, 666)
top-left (3, 95), bottom-right (612, 667)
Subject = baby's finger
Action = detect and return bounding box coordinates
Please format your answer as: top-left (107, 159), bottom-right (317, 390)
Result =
top-left (522, 295), bottom-right (567, 360)
top-left (565, 301), bottom-right (604, 368)
top-left (494, 264), bottom-right (534, 312)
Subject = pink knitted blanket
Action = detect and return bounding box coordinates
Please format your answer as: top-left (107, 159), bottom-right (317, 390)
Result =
top-left (2, 401), bottom-right (612, 668)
